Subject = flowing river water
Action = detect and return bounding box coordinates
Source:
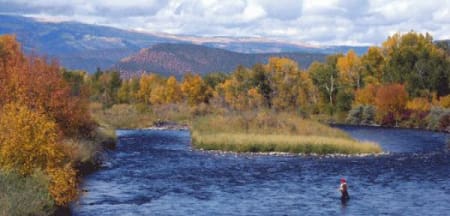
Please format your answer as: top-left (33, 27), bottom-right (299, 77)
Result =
top-left (72, 126), bottom-right (449, 215)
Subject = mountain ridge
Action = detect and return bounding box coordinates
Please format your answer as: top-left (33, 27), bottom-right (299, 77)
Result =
top-left (0, 14), bottom-right (369, 72)
top-left (115, 43), bottom-right (327, 78)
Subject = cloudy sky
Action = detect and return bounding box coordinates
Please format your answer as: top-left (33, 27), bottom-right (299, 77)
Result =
top-left (1, 0), bottom-right (449, 45)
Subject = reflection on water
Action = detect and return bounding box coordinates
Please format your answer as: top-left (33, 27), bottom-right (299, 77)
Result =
top-left (72, 127), bottom-right (449, 215)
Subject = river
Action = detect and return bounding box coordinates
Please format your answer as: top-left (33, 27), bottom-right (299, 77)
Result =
top-left (72, 126), bottom-right (449, 215)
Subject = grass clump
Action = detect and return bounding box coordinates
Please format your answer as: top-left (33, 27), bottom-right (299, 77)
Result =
top-left (0, 170), bottom-right (55, 216)
top-left (191, 112), bottom-right (382, 154)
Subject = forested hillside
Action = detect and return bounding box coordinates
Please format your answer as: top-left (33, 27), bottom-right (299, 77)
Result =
top-left (115, 43), bottom-right (326, 78)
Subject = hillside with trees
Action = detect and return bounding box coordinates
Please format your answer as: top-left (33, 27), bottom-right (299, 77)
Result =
top-left (115, 43), bottom-right (326, 78)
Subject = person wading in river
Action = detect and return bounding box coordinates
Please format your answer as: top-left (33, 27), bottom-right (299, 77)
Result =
top-left (340, 178), bottom-right (350, 202)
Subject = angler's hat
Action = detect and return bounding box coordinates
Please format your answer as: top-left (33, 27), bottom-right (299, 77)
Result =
top-left (340, 178), bottom-right (346, 183)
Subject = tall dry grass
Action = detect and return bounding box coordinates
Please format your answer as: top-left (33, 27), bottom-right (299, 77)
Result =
top-left (90, 102), bottom-right (198, 129)
top-left (191, 112), bottom-right (382, 154)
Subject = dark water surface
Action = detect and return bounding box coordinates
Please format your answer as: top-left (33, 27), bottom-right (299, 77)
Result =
top-left (72, 126), bottom-right (449, 216)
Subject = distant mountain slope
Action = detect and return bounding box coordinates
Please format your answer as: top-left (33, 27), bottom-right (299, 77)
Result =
top-left (115, 43), bottom-right (326, 78)
top-left (0, 15), bottom-right (368, 72)
top-left (0, 15), bottom-right (179, 72)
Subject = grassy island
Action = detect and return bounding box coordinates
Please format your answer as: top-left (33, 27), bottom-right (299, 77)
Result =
top-left (191, 112), bottom-right (382, 154)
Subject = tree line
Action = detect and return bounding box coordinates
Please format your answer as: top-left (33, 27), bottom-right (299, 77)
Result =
top-left (83, 32), bottom-right (449, 131)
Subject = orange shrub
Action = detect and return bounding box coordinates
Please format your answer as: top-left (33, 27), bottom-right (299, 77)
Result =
top-left (354, 84), bottom-right (379, 106)
top-left (375, 83), bottom-right (408, 125)
top-left (0, 35), bottom-right (94, 136)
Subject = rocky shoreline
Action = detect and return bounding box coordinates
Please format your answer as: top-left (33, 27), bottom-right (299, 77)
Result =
top-left (194, 148), bottom-right (389, 158)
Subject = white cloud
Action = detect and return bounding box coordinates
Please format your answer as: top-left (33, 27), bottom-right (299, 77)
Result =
top-left (0, 0), bottom-right (449, 45)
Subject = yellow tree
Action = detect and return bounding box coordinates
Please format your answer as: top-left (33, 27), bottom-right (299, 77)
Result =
top-left (137, 73), bottom-right (161, 104)
top-left (181, 74), bottom-right (211, 106)
top-left (266, 57), bottom-right (301, 111)
top-left (150, 85), bottom-right (166, 105)
top-left (165, 76), bottom-right (182, 103)
top-left (0, 103), bottom-right (65, 175)
top-left (337, 50), bottom-right (362, 89)
top-left (219, 78), bottom-right (247, 110)
top-left (406, 97), bottom-right (431, 112)
top-left (247, 87), bottom-right (264, 109)
top-left (297, 72), bottom-right (318, 111)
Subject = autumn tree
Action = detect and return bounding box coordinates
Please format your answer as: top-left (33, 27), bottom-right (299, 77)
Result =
top-left (266, 57), bottom-right (302, 111)
top-left (337, 49), bottom-right (362, 89)
top-left (181, 73), bottom-right (212, 106)
top-left (149, 85), bottom-right (166, 105)
top-left (0, 103), bottom-right (78, 205)
top-left (0, 35), bottom-right (93, 136)
top-left (354, 84), bottom-right (379, 106)
top-left (375, 83), bottom-right (408, 125)
top-left (0, 103), bottom-right (64, 175)
top-left (0, 35), bottom-right (26, 106)
top-left (165, 76), bottom-right (183, 103)
top-left (296, 72), bottom-right (318, 113)
top-left (137, 73), bottom-right (162, 104)
top-left (219, 76), bottom-right (247, 110)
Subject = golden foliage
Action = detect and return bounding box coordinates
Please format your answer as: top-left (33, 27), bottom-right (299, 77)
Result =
top-left (439, 94), bottom-right (450, 108)
top-left (267, 57), bottom-right (302, 110)
top-left (354, 84), bottom-right (379, 106)
top-left (337, 50), bottom-right (362, 88)
top-left (247, 87), bottom-right (264, 109)
top-left (0, 35), bottom-right (94, 136)
top-left (150, 85), bottom-right (166, 105)
top-left (47, 164), bottom-right (78, 206)
top-left (0, 103), bottom-right (65, 175)
top-left (181, 74), bottom-right (211, 106)
top-left (165, 76), bottom-right (182, 103)
top-left (406, 97), bottom-right (431, 112)
top-left (219, 78), bottom-right (246, 110)
top-left (137, 73), bottom-right (161, 104)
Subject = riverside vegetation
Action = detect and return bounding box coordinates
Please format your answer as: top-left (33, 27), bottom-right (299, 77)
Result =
top-left (0, 35), bottom-right (116, 215)
top-left (0, 31), bottom-right (449, 215)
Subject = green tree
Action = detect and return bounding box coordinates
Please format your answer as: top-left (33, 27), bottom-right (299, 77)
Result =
top-left (382, 32), bottom-right (450, 97)
top-left (360, 47), bottom-right (384, 84)
top-left (309, 60), bottom-right (338, 106)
